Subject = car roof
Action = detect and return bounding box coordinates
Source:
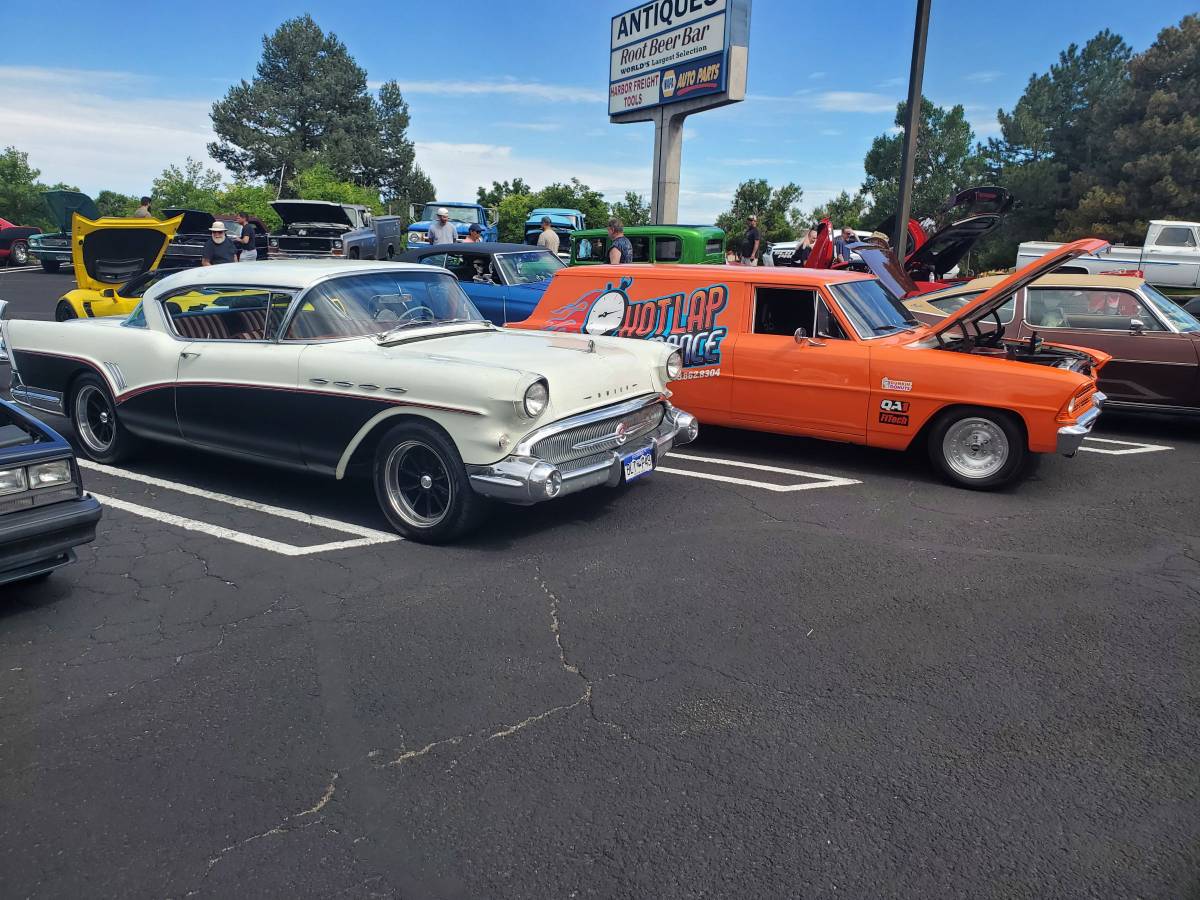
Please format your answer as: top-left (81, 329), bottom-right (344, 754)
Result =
top-left (144, 260), bottom-right (435, 295)
top-left (1149, 219), bottom-right (1200, 228)
top-left (950, 272), bottom-right (1149, 292)
top-left (552, 263), bottom-right (875, 286)
top-left (401, 242), bottom-right (537, 255)
top-left (573, 224), bottom-right (722, 236)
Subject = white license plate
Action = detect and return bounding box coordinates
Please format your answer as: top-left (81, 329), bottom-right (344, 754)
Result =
top-left (622, 446), bottom-right (654, 482)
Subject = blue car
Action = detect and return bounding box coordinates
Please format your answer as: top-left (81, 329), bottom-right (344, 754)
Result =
top-left (397, 242), bottom-right (565, 326)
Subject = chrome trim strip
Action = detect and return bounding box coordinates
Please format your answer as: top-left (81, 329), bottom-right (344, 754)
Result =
top-left (11, 386), bottom-right (66, 416)
top-left (513, 393), bottom-right (666, 457)
top-left (1057, 391), bottom-right (1105, 456)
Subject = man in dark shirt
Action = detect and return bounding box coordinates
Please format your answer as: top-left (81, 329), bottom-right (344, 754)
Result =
top-left (741, 215), bottom-right (761, 265)
top-left (201, 222), bottom-right (237, 266)
top-left (235, 212), bottom-right (257, 261)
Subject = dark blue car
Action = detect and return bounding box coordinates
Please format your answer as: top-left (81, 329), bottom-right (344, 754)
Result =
top-left (398, 242), bottom-right (564, 326)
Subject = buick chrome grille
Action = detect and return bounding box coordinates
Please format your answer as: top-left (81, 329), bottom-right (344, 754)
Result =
top-left (531, 404), bottom-right (664, 465)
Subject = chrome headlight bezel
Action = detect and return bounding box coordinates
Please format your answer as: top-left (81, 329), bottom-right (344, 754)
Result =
top-left (0, 467), bottom-right (29, 496)
top-left (522, 379), bottom-right (549, 419)
top-left (27, 459), bottom-right (73, 489)
top-left (665, 349), bottom-right (684, 381)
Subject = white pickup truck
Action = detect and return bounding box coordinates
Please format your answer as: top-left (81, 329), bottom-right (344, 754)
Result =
top-left (1017, 220), bottom-right (1200, 290)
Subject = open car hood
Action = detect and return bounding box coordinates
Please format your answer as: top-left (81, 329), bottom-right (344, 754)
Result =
top-left (43, 191), bottom-right (99, 233)
top-left (905, 214), bottom-right (1004, 278)
top-left (847, 243), bottom-right (921, 298)
top-left (70, 214), bottom-right (182, 291)
top-left (271, 200), bottom-right (354, 227)
top-left (931, 238), bottom-right (1111, 337)
top-left (162, 208), bottom-right (215, 235)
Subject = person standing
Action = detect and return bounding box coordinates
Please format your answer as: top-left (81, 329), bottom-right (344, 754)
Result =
top-left (428, 207), bottom-right (458, 244)
top-left (234, 212), bottom-right (257, 262)
top-left (464, 224), bottom-right (484, 242)
top-left (132, 197), bottom-right (153, 218)
top-left (740, 214), bottom-right (761, 266)
top-left (607, 218), bottom-right (633, 264)
top-left (536, 216), bottom-right (560, 255)
top-left (833, 226), bottom-right (857, 263)
top-left (792, 228), bottom-right (819, 267)
top-left (201, 222), bottom-right (237, 266)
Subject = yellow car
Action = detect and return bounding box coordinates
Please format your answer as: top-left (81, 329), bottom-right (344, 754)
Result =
top-left (54, 214), bottom-right (182, 321)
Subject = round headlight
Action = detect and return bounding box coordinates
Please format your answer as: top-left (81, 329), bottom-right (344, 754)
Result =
top-left (333, 240), bottom-right (343, 249)
top-left (665, 349), bottom-right (684, 381)
top-left (523, 380), bottom-right (549, 418)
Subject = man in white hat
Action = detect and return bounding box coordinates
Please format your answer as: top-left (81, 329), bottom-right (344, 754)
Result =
top-left (427, 207), bottom-right (459, 245)
top-left (201, 221), bottom-right (237, 266)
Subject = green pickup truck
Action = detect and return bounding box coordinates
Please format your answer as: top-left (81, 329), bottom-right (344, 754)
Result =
top-left (569, 225), bottom-right (726, 266)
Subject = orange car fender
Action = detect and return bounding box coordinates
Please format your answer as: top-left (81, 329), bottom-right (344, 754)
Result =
top-left (865, 347), bottom-right (1085, 453)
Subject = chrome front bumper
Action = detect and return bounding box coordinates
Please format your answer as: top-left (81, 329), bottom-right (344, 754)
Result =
top-left (1057, 391), bottom-right (1106, 456)
top-left (467, 401), bottom-right (699, 505)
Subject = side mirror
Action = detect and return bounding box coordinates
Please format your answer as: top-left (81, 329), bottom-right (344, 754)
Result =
top-left (102, 288), bottom-right (116, 299)
top-left (1130, 318), bottom-right (1145, 334)
top-left (794, 327), bottom-right (808, 344)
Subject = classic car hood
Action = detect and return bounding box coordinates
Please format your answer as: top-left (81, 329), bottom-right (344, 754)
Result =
top-left (906, 214), bottom-right (1003, 278)
top-left (162, 208), bottom-right (215, 235)
top-left (70, 214), bottom-right (182, 291)
top-left (932, 238), bottom-right (1111, 337)
top-left (43, 191), bottom-right (99, 233)
top-left (271, 201), bottom-right (355, 227)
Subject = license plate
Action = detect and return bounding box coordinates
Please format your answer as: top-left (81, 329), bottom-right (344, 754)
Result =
top-left (622, 446), bottom-right (654, 482)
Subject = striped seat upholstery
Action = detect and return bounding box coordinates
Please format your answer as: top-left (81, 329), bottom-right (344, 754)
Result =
top-left (171, 308), bottom-right (269, 341)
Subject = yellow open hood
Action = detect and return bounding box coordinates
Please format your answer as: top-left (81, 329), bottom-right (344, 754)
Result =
top-left (70, 213), bottom-right (182, 291)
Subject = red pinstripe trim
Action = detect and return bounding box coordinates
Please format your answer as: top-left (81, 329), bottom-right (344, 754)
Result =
top-left (117, 381), bottom-right (483, 416)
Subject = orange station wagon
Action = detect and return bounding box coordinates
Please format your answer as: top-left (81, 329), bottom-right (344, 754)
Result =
top-left (516, 240), bottom-right (1112, 489)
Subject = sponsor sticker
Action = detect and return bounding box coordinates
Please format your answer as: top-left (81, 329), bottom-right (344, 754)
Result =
top-left (882, 377), bottom-right (913, 392)
top-left (880, 399), bottom-right (909, 413)
top-left (879, 412), bottom-right (910, 427)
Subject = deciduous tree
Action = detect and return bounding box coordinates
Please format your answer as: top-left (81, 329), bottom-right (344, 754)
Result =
top-left (0, 147), bottom-right (49, 227)
top-left (477, 179), bottom-right (531, 210)
top-left (804, 191), bottom-right (869, 231)
top-left (715, 179), bottom-right (803, 246)
top-left (289, 164), bottom-right (382, 213)
top-left (609, 191), bottom-right (650, 227)
top-left (151, 158), bottom-right (224, 213)
top-left (95, 190), bottom-right (138, 217)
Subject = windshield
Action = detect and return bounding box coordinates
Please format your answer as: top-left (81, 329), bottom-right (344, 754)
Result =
top-left (495, 250), bottom-right (564, 285)
top-left (829, 279), bottom-right (919, 338)
top-left (1141, 283), bottom-right (1200, 332)
top-left (284, 270), bottom-right (483, 341)
top-left (420, 204), bottom-right (483, 225)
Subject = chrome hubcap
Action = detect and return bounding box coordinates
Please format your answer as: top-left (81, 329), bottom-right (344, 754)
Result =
top-left (75, 385), bottom-right (116, 454)
top-left (384, 440), bottom-right (452, 528)
top-left (943, 417), bottom-right (1009, 479)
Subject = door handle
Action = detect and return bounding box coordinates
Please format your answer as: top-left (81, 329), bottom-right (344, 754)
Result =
top-left (180, 351), bottom-right (201, 359)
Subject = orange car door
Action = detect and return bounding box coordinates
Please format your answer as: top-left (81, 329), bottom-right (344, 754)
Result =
top-left (730, 285), bottom-right (871, 439)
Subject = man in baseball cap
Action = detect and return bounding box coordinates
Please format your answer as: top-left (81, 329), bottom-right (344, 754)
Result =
top-left (428, 207), bottom-right (459, 244)
top-left (202, 220), bottom-right (237, 266)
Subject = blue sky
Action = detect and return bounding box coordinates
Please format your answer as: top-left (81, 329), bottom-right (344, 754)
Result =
top-left (2, 1), bottom-right (1193, 222)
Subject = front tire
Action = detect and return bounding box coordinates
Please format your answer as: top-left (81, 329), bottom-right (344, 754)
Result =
top-left (373, 421), bottom-right (487, 543)
top-left (55, 299), bottom-right (78, 321)
top-left (41, 259), bottom-right (61, 273)
top-left (10, 240), bottom-right (29, 266)
top-left (70, 374), bottom-right (138, 464)
top-left (927, 407), bottom-right (1026, 490)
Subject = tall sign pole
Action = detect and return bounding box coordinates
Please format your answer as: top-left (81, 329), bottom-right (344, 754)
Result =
top-left (893, 0), bottom-right (932, 258)
top-left (609, 0), bottom-right (751, 224)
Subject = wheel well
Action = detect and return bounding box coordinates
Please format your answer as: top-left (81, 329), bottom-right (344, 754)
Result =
top-left (339, 412), bottom-right (453, 477)
top-left (913, 403), bottom-right (1030, 451)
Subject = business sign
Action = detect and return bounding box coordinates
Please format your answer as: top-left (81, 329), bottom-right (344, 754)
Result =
top-left (609, 0), bottom-right (731, 115)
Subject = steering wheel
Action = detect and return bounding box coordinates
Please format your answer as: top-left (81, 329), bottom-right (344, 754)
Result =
top-left (391, 304), bottom-right (436, 325)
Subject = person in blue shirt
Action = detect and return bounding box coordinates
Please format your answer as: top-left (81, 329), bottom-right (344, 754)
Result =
top-left (833, 225), bottom-right (857, 263)
top-left (607, 218), bottom-right (633, 264)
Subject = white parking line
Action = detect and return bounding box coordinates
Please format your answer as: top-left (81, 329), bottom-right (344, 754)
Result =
top-left (80, 461), bottom-right (401, 556)
top-left (1079, 437), bottom-right (1173, 455)
top-left (660, 452), bottom-right (862, 492)
top-left (0, 265), bottom-right (39, 274)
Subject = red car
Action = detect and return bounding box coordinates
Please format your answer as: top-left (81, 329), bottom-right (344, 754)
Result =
top-left (0, 218), bottom-right (41, 267)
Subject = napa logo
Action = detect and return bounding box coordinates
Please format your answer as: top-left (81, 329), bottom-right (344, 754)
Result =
top-left (661, 69), bottom-right (677, 98)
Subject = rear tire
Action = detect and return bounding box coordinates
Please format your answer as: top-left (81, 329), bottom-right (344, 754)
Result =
top-left (373, 421), bottom-right (487, 543)
top-left (10, 241), bottom-right (29, 266)
top-left (55, 300), bottom-right (78, 321)
top-left (349, 248), bottom-right (360, 260)
top-left (41, 259), bottom-right (60, 273)
top-left (69, 374), bottom-right (139, 464)
top-left (927, 406), bottom-right (1026, 490)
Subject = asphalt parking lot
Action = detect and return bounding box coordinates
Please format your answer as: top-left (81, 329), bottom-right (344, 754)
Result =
top-left (1, 268), bottom-right (1198, 898)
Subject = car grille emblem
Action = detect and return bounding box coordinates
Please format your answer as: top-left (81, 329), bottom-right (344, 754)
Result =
top-left (614, 422), bottom-right (628, 445)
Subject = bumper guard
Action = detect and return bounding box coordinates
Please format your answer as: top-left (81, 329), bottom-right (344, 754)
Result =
top-left (1057, 391), bottom-right (1106, 456)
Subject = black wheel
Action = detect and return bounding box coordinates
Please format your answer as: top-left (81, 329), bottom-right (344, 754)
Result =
top-left (386, 245), bottom-right (395, 259)
top-left (69, 374), bottom-right (138, 464)
top-left (927, 406), bottom-right (1026, 490)
top-left (55, 299), bottom-right (78, 321)
top-left (10, 240), bottom-right (29, 266)
top-left (41, 259), bottom-right (60, 273)
top-left (348, 248), bottom-right (360, 260)
top-left (373, 421), bottom-right (487, 543)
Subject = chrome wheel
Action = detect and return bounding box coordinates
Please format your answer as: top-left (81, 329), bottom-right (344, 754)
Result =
top-left (942, 417), bottom-right (1009, 480)
top-left (75, 385), bottom-right (116, 454)
top-left (11, 241), bottom-right (28, 266)
top-left (383, 440), bottom-right (452, 528)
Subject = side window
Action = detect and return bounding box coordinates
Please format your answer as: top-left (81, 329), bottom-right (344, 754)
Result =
top-left (628, 236), bottom-right (651, 262)
top-left (929, 291), bottom-right (983, 314)
top-left (1027, 288), bottom-right (1165, 331)
top-left (463, 253), bottom-right (495, 284)
top-left (421, 253), bottom-right (448, 269)
top-left (124, 303), bottom-right (147, 328)
top-left (1154, 226), bottom-right (1197, 248)
top-left (705, 239), bottom-right (724, 256)
top-left (754, 288), bottom-right (822, 337)
top-left (161, 287), bottom-right (289, 341)
top-left (655, 237), bottom-right (682, 262)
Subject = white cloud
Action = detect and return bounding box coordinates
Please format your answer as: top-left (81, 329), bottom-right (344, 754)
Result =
top-left (966, 71), bottom-right (1002, 83)
top-left (814, 92), bottom-right (898, 113)
top-left (391, 79), bottom-right (605, 103)
top-left (969, 117), bottom-right (1002, 137)
top-left (0, 66), bottom-right (223, 194)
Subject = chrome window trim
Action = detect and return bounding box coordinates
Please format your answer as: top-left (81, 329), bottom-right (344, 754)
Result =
top-left (1024, 286), bottom-right (1176, 334)
top-left (155, 283), bottom-right (297, 343)
top-left (514, 393), bottom-right (665, 457)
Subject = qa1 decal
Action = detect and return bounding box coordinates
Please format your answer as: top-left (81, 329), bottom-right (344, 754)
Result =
top-left (544, 277), bottom-right (728, 370)
top-left (879, 398), bottom-right (910, 426)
